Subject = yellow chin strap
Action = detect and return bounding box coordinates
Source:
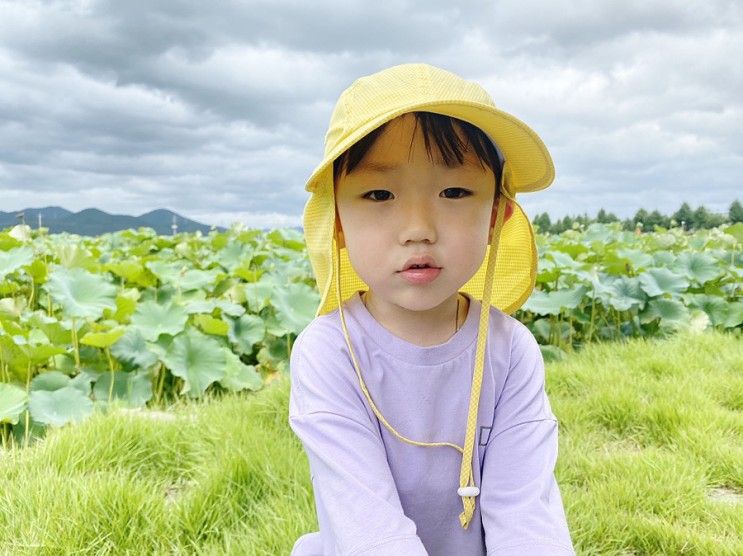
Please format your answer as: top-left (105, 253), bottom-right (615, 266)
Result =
top-left (333, 196), bottom-right (507, 530)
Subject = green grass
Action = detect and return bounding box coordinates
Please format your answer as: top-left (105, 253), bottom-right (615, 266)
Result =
top-left (1, 330), bottom-right (741, 555)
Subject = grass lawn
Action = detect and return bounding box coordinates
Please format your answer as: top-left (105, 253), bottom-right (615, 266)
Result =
top-left (1, 329), bottom-right (741, 555)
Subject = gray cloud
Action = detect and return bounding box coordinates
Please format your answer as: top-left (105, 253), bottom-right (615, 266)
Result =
top-left (0, 0), bottom-right (741, 229)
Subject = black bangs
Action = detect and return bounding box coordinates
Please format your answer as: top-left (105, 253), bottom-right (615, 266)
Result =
top-left (332, 112), bottom-right (504, 191)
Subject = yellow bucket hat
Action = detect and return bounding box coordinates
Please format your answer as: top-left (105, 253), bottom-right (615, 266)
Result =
top-left (301, 63), bottom-right (554, 530)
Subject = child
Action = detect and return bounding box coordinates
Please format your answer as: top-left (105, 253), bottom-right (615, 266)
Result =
top-left (289, 63), bottom-right (575, 555)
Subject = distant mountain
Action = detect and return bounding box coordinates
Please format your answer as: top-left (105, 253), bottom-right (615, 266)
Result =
top-left (0, 207), bottom-right (227, 236)
top-left (0, 206), bottom-right (74, 227)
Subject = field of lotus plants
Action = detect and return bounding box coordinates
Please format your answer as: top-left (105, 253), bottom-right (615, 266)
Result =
top-left (0, 221), bottom-right (740, 447)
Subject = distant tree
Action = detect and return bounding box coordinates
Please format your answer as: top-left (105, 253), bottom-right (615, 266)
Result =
top-left (645, 210), bottom-right (669, 230)
top-left (729, 200), bottom-right (743, 223)
top-left (622, 218), bottom-right (634, 231)
top-left (596, 208), bottom-right (619, 223)
top-left (672, 202), bottom-right (693, 230)
top-left (632, 208), bottom-right (649, 228)
top-left (532, 212), bottom-right (552, 234)
top-left (574, 213), bottom-right (590, 229)
top-left (706, 212), bottom-right (726, 228)
top-left (541, 213), bottom-right (553, 233)
top-left (692, 205), bottom-right (711, 229)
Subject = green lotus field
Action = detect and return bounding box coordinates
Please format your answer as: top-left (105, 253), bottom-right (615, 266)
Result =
top-left (0, 221), bottom-right (741, 446)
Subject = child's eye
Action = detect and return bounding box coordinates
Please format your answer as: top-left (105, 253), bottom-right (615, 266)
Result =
top-left (441, 187), bottom-right (472, 199)
top-left (361, 188), bottom-right (471, 201)
top-left (362, 190), bottom-right (393, 201)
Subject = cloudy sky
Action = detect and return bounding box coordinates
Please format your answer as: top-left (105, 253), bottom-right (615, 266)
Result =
top-left (1, 0), bottom-right (741, 229)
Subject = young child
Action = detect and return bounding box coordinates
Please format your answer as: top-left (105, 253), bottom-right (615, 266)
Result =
top-left (289, 63), bottom-right (575, 555)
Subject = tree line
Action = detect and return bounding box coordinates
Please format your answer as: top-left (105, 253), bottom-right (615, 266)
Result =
top-left (531, 200), bottom-right (743, 235)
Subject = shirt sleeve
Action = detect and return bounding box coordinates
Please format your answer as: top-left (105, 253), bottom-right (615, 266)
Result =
top-left (480, 324), bottom-right (576, 556)
top-left (288, 323), bottom-right (428, 556)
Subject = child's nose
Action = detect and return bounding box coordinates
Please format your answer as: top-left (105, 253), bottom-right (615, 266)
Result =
top-left (398, 201), bottom-right (437, 244)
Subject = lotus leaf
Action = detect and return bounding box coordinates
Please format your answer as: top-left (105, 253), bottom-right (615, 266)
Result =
top-left (0, 382), bottom-right (27, 425)
top-left (219, 350), bottom-right (263, 392)
top-left (672, 252), bottom-right (722, 285)
top-left (723, 222), bottom-right (743, 243)
top-left (30, 370), bottom-right (71, 392)
top-left (160, 328), bottom-right (226, 398)
top-left (55, 242), bottom-right (98, 269)
top-left (608, 276), bottom-right (646, 311)
top-left (110, 327), bottom-right (159, 370)
top-left (195, 314), bottom-right (229, 336)
top-left (0, 246), bottom-right (34, 281)
top-left (684, 294), bottom-right (728, 326)
top-left (93, 369), bottom-right (152, 407)
top-left (548, 251), bottom-right (583, 270)
top-left (177, 268), bottom-right (220, 292)
top-left (216, 241), bottom-right (254, 272)
top-left (226, 313), bottom-right (266, 353)
top-left (639, 298), bottom-right (690, 328)
top-left (523, 285), bottom-right (588, 316)
top-left (723, 302), bottom-right (743, 328)
top-left (44, 266), bottom-right (118, 320)
top-left (638, 268), bottom-right (689, 297)
top-left (271, 282), bottom-right (320, 333)
top-left (615, 248), bottom-right (654, 272)
top-left (146, 260), bottom-right (188, 285)
top-left (29, 385), bottom-right (93, 427)
top-left (80, 326), bottom-right (126, 348)
top-left (130, 300), bottom-right (189, 341)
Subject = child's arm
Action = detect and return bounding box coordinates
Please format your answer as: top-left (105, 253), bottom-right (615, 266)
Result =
top-left (289, 324), bottom-right (428, 555)
top-left (480, 324), bottom-right (576, 556)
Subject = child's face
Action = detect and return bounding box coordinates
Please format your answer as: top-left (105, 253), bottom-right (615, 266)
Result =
top-left (334, 113), bottom-right (509, 313)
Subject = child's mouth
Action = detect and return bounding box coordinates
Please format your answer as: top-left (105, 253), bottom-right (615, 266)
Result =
top-left (398, 266), bottom-right (442, 285)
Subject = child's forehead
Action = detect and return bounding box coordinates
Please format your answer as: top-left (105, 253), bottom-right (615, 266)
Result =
top-left (354, 151), bottom-right (486, 175)
top-left (362, 115), bottom-right (480, 165)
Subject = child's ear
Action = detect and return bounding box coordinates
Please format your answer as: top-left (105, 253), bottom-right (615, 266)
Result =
top-left (488, 197), bottom-right (514, 242)
top-left (335, 212), bottom-right (346, 249)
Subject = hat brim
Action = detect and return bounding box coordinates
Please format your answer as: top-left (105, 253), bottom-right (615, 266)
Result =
top-left (304, 100), bottom-right (554, 196)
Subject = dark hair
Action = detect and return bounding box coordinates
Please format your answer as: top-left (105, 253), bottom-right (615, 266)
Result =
top-left (332, 112), bottom-right (504, 193)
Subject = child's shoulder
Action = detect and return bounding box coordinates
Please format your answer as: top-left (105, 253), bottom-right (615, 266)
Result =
top-left (487, 302), bottom-right (530, 337)
top-left (290, 309), bottom-right (352, 378)
top-left (486, 303), bottom-right (540, 358)
top-left (289, 309), bottom-right (363, 398)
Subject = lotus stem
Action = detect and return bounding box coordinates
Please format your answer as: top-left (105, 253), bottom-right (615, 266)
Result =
top-left (27, 280), bottom-right (35, 311)
top-left (568, 314), bottom-right (574, 350)
top-left (24, 361), bottom-right (31, 449)
top-left (588, 299), bottom-right (596, 343)
top-left (105, 347), bottom-right (115, 404)
top-left (1, 351), bottom-right (8, 383)
top-left (549, 315), bottom-right (556, 346)
top-left (156, 363), bottom-right (166, 404)
top-left (70, 317), bottom-right (81, 371)
top-left (631, 308), bottom-right (641, 336)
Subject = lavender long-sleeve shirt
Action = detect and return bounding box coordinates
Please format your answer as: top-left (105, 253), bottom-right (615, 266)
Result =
top-left (289, 291), bottom-right (575, 555)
